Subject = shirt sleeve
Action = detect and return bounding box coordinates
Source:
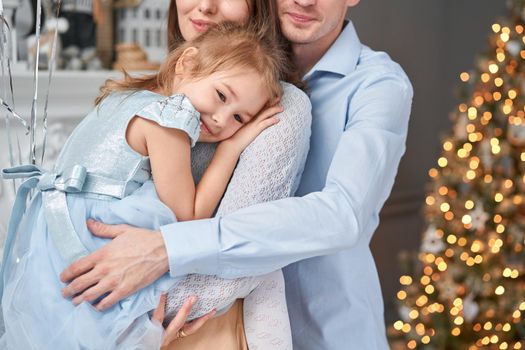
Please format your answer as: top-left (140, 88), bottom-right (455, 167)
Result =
top-left (161, 73), bottom-right (413, 279)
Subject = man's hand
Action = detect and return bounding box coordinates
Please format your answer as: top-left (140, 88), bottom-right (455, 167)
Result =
top-left (60, 219), bottom-right (169, 310)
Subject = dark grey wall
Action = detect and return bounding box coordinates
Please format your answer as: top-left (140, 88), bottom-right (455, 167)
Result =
top-left (347, 0), bottom-right (509, 323)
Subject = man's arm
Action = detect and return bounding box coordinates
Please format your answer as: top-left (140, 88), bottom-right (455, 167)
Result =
top-left (60, 83), bottom-right (312, 309)
top-left (60, 75), bottom-right (412, 308)
top-left (164, 73), bottom-right (413, 278)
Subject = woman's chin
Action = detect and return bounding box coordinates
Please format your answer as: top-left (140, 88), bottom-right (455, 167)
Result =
top-left (181, 25), bottom-right (214, 42)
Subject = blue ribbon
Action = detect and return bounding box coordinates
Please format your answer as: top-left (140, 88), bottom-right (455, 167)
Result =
top-left (0, 164), bottom-right (91, 300)
top-left (2, 164), bottom-right (87, 192)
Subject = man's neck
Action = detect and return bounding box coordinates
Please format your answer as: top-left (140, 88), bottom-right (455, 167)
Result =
top-left (293, 44), bottom-right (323, 78)
top-left (292, 24), bottom-right (344, 77)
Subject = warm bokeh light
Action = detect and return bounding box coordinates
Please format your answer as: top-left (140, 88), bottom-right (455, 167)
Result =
top-left (394, 11), bottom-right (525, 350)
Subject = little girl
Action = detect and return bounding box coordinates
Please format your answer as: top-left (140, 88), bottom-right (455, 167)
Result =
top-left (0, 23), bottom-right (292, 349)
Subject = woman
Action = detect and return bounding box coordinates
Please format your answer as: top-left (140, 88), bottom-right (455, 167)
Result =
top-left (157, 1), bottom-right (311, 349)
top-left (167, 0), bottom-right (302, 85)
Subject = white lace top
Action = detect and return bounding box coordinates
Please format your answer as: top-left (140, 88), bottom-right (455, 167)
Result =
top-left (164, 82), bottom-right (312, 349)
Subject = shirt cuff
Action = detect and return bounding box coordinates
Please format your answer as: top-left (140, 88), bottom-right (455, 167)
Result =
top-left (160, 217), bottom-right (220, 278)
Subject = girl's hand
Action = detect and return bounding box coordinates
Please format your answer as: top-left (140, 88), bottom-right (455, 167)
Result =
top-left (152, 294), bottom-right (217, 347)
top-left (227, 104), bottom-right (283, 153)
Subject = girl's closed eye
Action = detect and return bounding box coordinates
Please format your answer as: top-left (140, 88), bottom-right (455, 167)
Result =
top-left (216, 89), bottom-right (226, 102)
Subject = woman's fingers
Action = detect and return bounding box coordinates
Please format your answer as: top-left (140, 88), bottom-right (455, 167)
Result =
top-left (152, 294), bottom-right (167, 324)
top-left (161, 296), bottom-right (197, 346)
top-left (182, 308), bottom-right (216, 334)
top-left (164, 296), bottom-right (196, 334)
top-left (149, 295), bottom-right (217, 346)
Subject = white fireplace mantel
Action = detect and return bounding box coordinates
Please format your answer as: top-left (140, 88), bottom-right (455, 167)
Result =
top-left (9, 69), bottom-right (123, 120)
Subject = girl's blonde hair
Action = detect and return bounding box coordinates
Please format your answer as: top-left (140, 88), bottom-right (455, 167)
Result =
top-left (96, 23), bottom-right (286, 105)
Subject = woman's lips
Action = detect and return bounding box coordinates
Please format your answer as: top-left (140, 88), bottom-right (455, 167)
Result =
top-left (191, 19), bottom-right (214, 33)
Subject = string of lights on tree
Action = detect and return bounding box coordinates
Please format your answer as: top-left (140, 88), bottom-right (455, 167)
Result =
top-left (393, 0), bottom-right (525, 349)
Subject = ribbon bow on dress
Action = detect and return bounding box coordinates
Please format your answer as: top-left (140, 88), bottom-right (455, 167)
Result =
top-left (0, 164), bottom-right (92, 299)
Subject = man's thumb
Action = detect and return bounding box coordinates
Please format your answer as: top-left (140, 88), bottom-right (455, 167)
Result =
top-left (86, 219), bottom-right (125, 238)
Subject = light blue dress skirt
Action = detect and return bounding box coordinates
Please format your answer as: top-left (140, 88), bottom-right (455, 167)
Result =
top-left (2, 181), bottom-right (178, 349)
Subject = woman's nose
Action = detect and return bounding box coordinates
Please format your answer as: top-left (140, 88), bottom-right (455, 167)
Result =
top-left (198, 0), bottom-right (217, 15)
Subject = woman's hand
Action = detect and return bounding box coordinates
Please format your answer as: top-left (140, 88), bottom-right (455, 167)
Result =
top-left (152, 294), bottom-right (217, 347)
top-left (225, 104), bottom-right (283, 153)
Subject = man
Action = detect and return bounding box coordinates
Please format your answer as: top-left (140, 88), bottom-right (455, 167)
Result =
top-left (61, 0), bottom-right (413, 348)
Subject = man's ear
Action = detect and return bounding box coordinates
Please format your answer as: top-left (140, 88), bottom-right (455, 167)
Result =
top-left (175, 47), bottom-right (199, 75)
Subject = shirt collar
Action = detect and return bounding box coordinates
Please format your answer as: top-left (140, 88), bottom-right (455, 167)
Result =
top-left (304, 20), bottom-right (362, 80)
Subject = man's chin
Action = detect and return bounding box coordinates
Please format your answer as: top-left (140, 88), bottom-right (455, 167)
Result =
top-left (282, 29), bottom-right (317, 45)
top-left (280, 22), bottom-right (311, 39)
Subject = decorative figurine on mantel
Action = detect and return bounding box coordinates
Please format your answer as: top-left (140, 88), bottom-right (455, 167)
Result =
top-left (1, 0), bottom-right (22, 64)
top-left (112, 42), bottom-right (158, 71)
top-left (57, 0), bottom-right (103, 69)
top-left (113, 0), bottom-right (168, 71)
top-left (26, 0), bottom-right (69, 70)
top-left (25, 0), bottom-right (105, 70)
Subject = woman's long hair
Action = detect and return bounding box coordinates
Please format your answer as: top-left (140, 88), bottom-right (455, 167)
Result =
top-left (167, 0), bottom-right (303, 88)
top-left (96, 23), bottom-right (286, 105)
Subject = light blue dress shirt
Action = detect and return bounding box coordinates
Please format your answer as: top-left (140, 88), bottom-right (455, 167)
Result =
top-left (161, 21), bottom-right (413, 349)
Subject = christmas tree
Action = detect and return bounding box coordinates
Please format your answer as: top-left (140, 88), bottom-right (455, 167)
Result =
top-left (393, 1), bottom-right (525, 349)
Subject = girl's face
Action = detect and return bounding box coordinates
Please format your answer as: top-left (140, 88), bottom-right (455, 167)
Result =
top-left (176, 0), bottom-right (252, 41)
top-left (174, 67), bottom-right (269, 143)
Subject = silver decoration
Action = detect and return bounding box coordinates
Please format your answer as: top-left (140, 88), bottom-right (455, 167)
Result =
top-left (28, 0), bottom-right (42, 165)
top-left (0, 9), bottom-right (23, 192)
top-left (0, 97), bottom-right (29, 132)
top-left (40, 0), bottom-right (62, 165)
